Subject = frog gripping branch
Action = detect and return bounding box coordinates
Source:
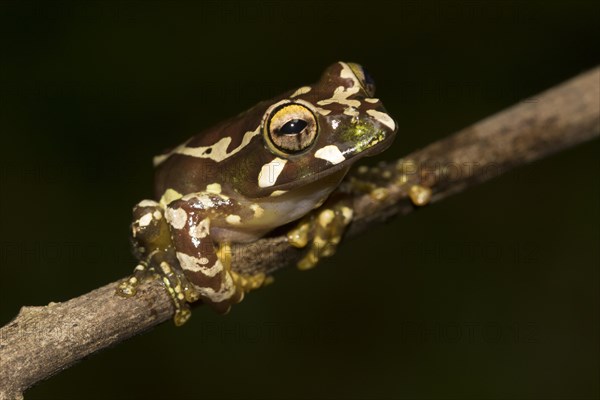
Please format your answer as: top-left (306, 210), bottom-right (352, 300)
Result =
top-left (2, 63), bottom-right (597, 399)
top-left (117, 62), bottom-right (398, 324)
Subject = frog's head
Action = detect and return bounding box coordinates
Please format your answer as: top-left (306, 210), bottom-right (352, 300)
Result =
top-left (152, 62), bottom-right (397, 201)
top-left (245, 61), bottom-right (397, 198)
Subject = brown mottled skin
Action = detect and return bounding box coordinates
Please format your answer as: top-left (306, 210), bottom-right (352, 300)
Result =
top-left (120, 62), bottom-right (397, 324)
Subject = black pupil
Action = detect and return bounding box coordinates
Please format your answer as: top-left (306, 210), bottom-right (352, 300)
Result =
top-left (279, 119), bottom-right (307, 135)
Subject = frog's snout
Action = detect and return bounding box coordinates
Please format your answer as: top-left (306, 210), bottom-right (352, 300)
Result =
top-left (372, 118), bottom-right (397, 151)
top-left (352, 105), bottom-right (398, 157)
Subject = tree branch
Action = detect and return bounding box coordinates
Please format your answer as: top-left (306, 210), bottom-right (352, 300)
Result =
top-left (1, 67), bottom-right (598, 400)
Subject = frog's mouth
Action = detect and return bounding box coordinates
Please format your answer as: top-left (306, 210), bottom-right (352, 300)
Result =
top-left (258, 165), bottom-right (351, 202)
top-left (258, 126), bottom-right (396, 196)
top-left (257, 162), bottom-right (352, 197)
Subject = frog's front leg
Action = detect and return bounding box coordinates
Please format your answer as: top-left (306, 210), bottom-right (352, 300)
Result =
top-left (165, 193), bottom-right (245, 314)
top-left (287, 195), bottom-right (354, 270)
top-left (118, 200), bottom-right (195, 326)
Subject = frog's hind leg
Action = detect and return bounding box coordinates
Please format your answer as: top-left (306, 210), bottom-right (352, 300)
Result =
top-left (117, 200), bottom-right (194, 325)
top-left (165, 198), bottom-right (244, 315)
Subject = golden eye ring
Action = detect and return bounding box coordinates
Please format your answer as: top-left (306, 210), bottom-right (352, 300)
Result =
top-left (264, 102), bottom-right (318, 154)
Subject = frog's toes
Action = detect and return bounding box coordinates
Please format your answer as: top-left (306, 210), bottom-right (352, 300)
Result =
top-left (289, 204), bottom-right (354, 271)
top-left (408, 184), bottom-right (432, 206)
top-left (217, 243), bottom-right (244, 302)
top-left (196, 242), bottom-right (248, 315)
top-left (217, 242), bottom-right (233, 271)
top-left (287, 218), bottom-right (313, 248)
top-left (116, 263), bottom-right (147, 297)
top-left (232, 271), bottom-right (271, 294)
top-left (116, 278), bottom-right (138, 297)
top-left (116, 259), bottom-right (193, 326)
top-left (155, 259), bottom-right (194, 325)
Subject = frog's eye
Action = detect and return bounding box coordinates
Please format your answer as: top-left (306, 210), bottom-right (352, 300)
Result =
top-left (265, 103), bottom-right (318, 153)
top-left (347, 63), bottom-right (376, 97)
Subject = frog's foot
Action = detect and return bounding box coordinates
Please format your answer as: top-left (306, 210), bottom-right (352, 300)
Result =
top-left (117, 253), bottom-right (197, 326)
top-left (118, 199), bottom-right (199, 325)
top-left (287, 201), bottom-right (354, 270)
top-left (232, 271), bottom-right (273, 294)
top-left (151, 255), bottom-right (198, 326)
top-left (216, 242), bottom-right (273, 302)
top-left (117, 263), bottom-right (148, 298)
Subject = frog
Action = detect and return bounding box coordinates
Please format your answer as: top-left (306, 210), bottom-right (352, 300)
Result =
top-left (117, 62), bottom-right (397, 325)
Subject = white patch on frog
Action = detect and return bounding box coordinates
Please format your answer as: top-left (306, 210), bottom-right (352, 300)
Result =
top-left (290, 86), bottom-right (311, 97)
top-left (176, 251), bottom-right (223, 277)
top-left (206, 183), bottom-right (222, 194)
top-left (315, 145), bottom-right (346, 165)
top-left (153, 210), bottom-right (162, 220)
top-left (189, 218), bottom-right (210, 239)
top-left (343, 106), bottom-right (359, 118)
top-left (137, 199), bottom-right (159, 208)
top-left (199, 271), bottom-right (237, 303)
top-left (316, 62), bottom-right (365, 109)
top-left (153, 126), bottom-right (260, 166)
top-left (182, 193), bottom-right (215, 209)
top-left (250, 203), bottom-right (264, 218)
top-left (367, 109), bottom-right (396, 131)
top-left (138, 212), bottom-right (153, 227)
top-left (292, 98), bottom-right (330, 116)
top-left (269, 190), bottom-right (287, 197)
top-left (225, 214), bottom-right (241, 225)
top-left (258, 157), bottom-right (287, 188)
top-left (159, 188), bottom-right (183, 208)
top-left (339, 62), bottom-right (362, 86)
top-left (365, 98), bottom-right (379, 103)
top-left (315, 107), bottom-right (331, 116)
top-left (317, 85), bottom-right (361, 108)
top-left (165, 207), bottom-right (188, 230)
top-left (159, 261), bottom-right (172, 274)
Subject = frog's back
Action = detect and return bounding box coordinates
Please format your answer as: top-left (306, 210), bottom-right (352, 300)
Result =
top-left (152, 104), bottom-right (270, 198)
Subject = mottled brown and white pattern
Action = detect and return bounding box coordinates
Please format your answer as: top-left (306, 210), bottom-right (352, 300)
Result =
top-left (118, 62), bottom-right (397, 325)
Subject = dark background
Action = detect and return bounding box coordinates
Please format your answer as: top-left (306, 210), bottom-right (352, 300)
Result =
top-left (1, 1), bottom-right (598, 399)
